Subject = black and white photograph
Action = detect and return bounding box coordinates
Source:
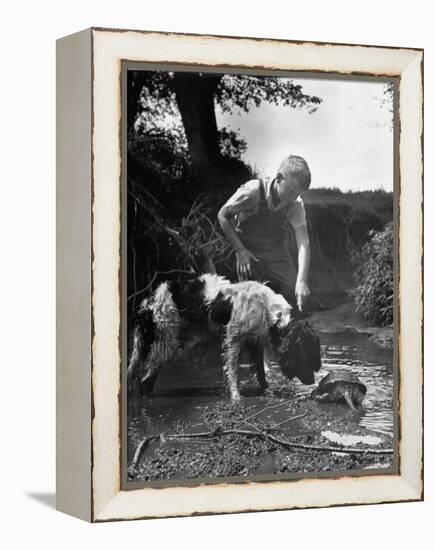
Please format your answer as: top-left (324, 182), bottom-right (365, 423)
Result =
top-left (2, 0), bottom-right (428, 536)
top-left (124, 66), bottom-right (396, 484)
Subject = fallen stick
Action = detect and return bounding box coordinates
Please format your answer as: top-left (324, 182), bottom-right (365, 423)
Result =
top-left (233, 428), bottom-right (394, 455)
top-left (268, 412), bottom-right (308, 429)
top-left (166, 428), bottom-right (393, 455)
top-left (128, 426), bottom-right (394, 476)
top-left (128, 426), bottom-right (393, 473)
top-left (128, 435), bottom-right (159, 478)
top-left (233, 397), bottom-right (302, 429)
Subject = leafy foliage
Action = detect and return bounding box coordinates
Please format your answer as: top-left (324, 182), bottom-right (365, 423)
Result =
top-left (351, 223), bottom-right (393, 326)
top-left (215, 74), bottom-right (322, 114)
top-left (128, 127), bottom-right (190, 185)
top-left (129, 71), bottom-right (322, 129)
top-left (127, 189), bottom-right (234, 313)
top-left (375, 81), bottom-right (394, 131)
top-left (218, 127), bottom-right (247, 159)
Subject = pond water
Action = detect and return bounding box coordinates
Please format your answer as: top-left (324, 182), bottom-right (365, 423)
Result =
top-left (288, 330), bottom-right (394, 435)
top-left (127, 328), bottom-right (394, 463)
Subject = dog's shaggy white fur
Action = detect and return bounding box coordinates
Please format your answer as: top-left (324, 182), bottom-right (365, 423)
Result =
top-left (128, 274), bottom-right (320, 402)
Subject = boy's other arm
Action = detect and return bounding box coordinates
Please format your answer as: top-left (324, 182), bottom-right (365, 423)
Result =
top-left (217, 205), bottom-right (245, 253)
top-left (294, 224), bottom-right (311, 310)
top-left (218, 206), bottom-right (258, 280)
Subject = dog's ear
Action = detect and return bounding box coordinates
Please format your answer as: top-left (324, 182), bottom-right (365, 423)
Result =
top-left (269, 323), bottom-right (297, 379)
top-left (310, 327), bottom-right (322, 373)
top-left (296, 321), bottom-right (321, 380)
top-left (271, 320), bottom-right (321, 385)
top-left (268, 323), bottom-right (283, 350)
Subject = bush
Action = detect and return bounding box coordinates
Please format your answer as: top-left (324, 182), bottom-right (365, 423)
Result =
top-left (351, 223), bottom-right (393, 326)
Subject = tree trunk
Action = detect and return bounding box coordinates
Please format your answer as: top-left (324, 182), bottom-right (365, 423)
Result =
top-left (173, 73), bottom-right (222, 184)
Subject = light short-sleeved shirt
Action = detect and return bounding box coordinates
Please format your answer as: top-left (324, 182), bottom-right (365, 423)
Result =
top-left (222, 177), bottom-right (307, 232)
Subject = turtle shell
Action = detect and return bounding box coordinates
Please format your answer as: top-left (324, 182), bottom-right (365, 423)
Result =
top-left (316, 370), bottom-right (367, 395)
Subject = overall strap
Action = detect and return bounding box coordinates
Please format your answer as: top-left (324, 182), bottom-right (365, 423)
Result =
top-left (258, 179), bottom-right (267, 207)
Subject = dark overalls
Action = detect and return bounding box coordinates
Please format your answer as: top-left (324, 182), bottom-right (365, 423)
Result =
top-left (237, 179), bottom-right (298, 306)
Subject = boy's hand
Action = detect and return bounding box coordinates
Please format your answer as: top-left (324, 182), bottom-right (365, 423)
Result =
top-left (295, 280), bottom-right (310, 311)
top-left (236, 249), bottom-right (259, 281)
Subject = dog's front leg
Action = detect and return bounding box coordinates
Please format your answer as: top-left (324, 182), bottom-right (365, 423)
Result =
top-left (139, 340), bottom-right (175, 396)
top-left (139, 323), bottom-right (180, 397)
top-left (222, 329), bottom-right (242, 403)
top-left (127, 332), bottom-right (162, 396)
top-left (140, 360), bottom-right (161, 395)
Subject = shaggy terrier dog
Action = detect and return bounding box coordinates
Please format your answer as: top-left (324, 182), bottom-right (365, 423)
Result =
top-left (127, 274), bottom-right (321, 403)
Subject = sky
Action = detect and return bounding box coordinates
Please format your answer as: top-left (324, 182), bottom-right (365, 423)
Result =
top-left (216, 77), bottom-right (394, 192)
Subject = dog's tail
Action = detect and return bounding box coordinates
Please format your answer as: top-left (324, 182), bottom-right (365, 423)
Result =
top-left (127, 301), bottom-right (155, 394)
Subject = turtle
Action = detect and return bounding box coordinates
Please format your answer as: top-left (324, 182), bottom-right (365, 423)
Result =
top-left (310, 370), bottom-right (367, 411)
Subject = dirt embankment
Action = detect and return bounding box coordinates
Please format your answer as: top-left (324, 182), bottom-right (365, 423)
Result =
top-left (300, 190), bottom-right (393, 305)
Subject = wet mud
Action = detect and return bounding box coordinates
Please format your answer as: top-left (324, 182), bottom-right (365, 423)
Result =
top-left (127, 313), bottom-right (394, 483)
top-left (129, 398), bottom-right (393, 482)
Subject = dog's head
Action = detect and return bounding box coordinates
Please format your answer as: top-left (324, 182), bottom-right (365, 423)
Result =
top-left (270, 320), bottom-right (321, 385)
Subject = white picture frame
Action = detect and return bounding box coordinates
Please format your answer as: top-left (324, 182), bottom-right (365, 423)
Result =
top-left (56, 27), bottom-right (423, 522)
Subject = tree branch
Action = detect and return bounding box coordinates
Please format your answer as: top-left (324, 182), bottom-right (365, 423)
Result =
top-left (128, 427), bottom-right (394, 477)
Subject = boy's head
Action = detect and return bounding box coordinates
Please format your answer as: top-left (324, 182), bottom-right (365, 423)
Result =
top-left (275, 155), bottom-right (311, 204)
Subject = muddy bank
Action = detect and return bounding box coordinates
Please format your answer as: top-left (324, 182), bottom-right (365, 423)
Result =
top-left (129, 395), bottom-right (394, 482)
top-left (127, 302), bottom-right (394, 483)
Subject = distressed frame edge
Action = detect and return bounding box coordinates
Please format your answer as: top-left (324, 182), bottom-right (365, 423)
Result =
top-left (56, 28), bottom-right (93, 522)
top-left (90, 25), bottom-right (424, 54)
top-left (396, 51), bottom-right (424, 499)
top-left (94, 477), bottom-right (421, 522)
top-left (90, 29), bottom-right (423, 522)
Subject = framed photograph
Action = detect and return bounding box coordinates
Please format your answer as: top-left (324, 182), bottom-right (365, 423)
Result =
top-left (56, 28), bottom-right (423, 522)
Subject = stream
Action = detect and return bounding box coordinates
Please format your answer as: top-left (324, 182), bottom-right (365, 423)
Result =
top-left (127, 328), bottom-right (394, 468)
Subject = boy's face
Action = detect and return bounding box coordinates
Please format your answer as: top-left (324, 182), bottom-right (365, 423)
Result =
top-left (275, 172), bottom-right (305, 204)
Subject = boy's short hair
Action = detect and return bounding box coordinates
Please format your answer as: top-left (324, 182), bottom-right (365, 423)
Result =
top-left (278, 155), bottom-right (311, 190)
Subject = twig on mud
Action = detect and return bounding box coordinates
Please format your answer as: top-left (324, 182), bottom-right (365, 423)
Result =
top-left (164, 427), bottom-right (394, 456)
top-left (243, 420), bottom-right (267, 434)
top-left (268, 412), bottom-right (308, 430)
top-left (165, 428), bottom-right (222, 440)
top-left (233, 397), bottom-right (302, 429)
top-left (128, 435), bottom-right (159, 478)
top-left (127, 426), bottom-right (394, 477)
top-left (231, 427), bottom-right (393, 455)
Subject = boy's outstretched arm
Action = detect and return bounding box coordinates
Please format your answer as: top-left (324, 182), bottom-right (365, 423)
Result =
top-left (294, 224), bottom-right (311, 311)
top-left (218, 206), bottom-right (258, 280)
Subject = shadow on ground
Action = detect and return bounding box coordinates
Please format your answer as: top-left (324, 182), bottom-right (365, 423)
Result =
top-left (26, 492), bottom-right (56, 510)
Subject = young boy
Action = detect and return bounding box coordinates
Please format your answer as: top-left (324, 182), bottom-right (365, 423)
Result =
top-left (218, 154), bottom-right (311, 313)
